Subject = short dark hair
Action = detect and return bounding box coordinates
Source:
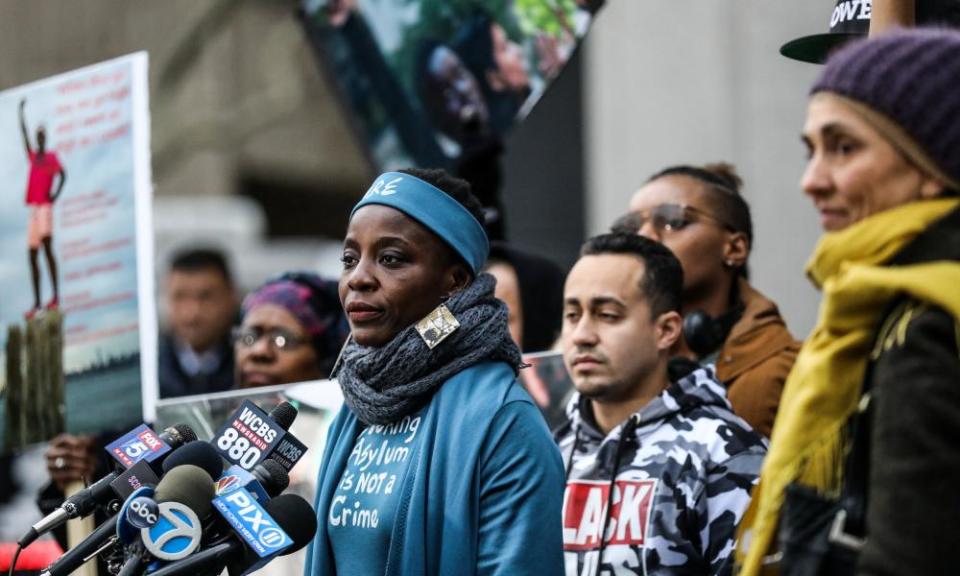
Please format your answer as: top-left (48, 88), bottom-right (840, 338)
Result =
top-left (580, 233), bottom-right (683, 317)
top-left (646, 162), bottom-right (754, 278)
top-left (169, 248), bottom-right (233, 285)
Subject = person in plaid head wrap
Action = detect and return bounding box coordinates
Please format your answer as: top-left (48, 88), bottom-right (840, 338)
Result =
top-left (235, 272), bottom-right (349, 388)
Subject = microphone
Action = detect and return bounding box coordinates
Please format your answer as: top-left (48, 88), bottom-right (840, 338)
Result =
top-left (152, 465), bottom-right (215, 519)
top-left (269, 401), bottom-right (298, 430)
top-left (162, 440), bottom-right (225, 480)
top-left (20, 424), bottom-right (197, 548)
top-left (260, 493), bottom-right (317, 554)
top-left (266, 402), bottom-right (307, 472)
top-left (106, 424), bottom-right (198, 470)
top-left (36, 515), bottom-right (121, 576)
top-left (109, 439), bottom-right (223, 501)
top-left (215, 459), bottom-right (290, 504)
top-left (212, 401), bottom-right (306, 473)
top-left (38, 443), bottom-right (215, 576)
top-left (197, 458), bottom-right (291, 560)
top-left (145, 494), bottom-right (318, 576)
top-left (109, 459), bottom-right (161, 501)
top-left (111, 465), bottom-right (214, 576)
top-left (253, 459), bottom-right (290, 497)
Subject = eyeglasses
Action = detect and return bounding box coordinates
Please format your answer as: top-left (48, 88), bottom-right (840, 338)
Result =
top-left (232, 326), bottom-right (308, 351)
top-left (632, 203), bottom-right (733, 235)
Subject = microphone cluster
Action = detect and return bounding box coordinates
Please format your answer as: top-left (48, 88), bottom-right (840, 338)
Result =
top-left (18, 401), bottom-right (318, 576)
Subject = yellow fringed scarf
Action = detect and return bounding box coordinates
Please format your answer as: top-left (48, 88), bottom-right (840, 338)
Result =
top-left (736, 198), bottom-right (960, 575)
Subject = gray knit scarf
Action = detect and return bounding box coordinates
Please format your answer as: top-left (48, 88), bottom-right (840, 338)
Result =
top-left (336, 273), bottom-right (522, 425)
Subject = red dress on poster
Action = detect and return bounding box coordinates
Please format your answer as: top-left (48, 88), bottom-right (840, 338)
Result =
top-left (20, 98), bottom-right (66, 318)
top-left (25, 150), bottom-right (63, 205)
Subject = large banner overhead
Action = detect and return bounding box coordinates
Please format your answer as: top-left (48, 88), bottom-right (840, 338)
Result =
top-left (302, 0), bottom-right (600, 171)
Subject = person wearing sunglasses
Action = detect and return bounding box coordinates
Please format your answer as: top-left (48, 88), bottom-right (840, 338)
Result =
top-left (234, 272), bottom-right (349, 388)
top-left (619, 163), bottom-right (800, 437)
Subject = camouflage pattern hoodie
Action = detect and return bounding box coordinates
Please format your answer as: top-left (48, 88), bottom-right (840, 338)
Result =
top-left (555, 366), bottom-right (766, 576)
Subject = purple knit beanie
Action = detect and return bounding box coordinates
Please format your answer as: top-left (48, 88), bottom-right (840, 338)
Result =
top-left (811, 27), bottom-right (960, 186)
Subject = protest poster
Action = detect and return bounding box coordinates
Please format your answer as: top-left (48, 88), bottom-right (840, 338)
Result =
top-left (520, 350), bottom-right (574, 428)
top-left (301, 0), bottom-right (599, 171)
top-left (0, 52), bottom-right (156, 451)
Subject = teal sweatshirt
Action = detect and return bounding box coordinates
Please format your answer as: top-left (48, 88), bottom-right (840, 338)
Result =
top-left (305, 361), bottom-right (565, 575)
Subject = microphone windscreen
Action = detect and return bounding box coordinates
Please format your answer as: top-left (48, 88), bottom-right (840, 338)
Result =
top-left (155, 465), bottom-right (215, 519)
top-left (257, 459), bottom-right (290, 496)
top-left (264, 494), bottom-right (317, 555)
top-left (162, 440), bottom-right (223, 479)
top-left (268, 401), bottom-right (298, 431)
top-left (167, 424), bottom-right (198, 445)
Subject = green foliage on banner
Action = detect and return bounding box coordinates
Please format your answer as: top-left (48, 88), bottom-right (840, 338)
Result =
top-left (514, 0), bottom-right (578, 38)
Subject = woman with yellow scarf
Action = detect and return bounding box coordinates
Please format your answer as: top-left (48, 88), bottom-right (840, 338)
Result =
top-left (736, 28), bottom-right (960, 576)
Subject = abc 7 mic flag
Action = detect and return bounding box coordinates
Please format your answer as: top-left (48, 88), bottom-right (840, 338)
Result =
top-left (116, 485), bottom-right (205, 562)
top-left (140, 501), bottom-right (204, 561)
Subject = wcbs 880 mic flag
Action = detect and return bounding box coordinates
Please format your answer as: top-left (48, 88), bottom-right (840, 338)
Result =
top-left (211, 400), bottom-right (306, 472)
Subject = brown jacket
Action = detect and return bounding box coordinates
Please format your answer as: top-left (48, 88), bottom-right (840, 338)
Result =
top-left (715, 279), bottom-right (800, 437)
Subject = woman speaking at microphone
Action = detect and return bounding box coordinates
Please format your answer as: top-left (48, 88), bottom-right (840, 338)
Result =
top-left (305, 168), bottom-right (564, 575)
top-left (623, 163), bottom-right (800, 437)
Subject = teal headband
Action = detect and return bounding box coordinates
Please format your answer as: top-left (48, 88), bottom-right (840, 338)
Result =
top-left (350, 172), bottom-right (489, 274)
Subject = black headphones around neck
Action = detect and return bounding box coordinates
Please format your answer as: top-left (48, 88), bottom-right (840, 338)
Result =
top-left (682, 302), bottom-right (744, 359)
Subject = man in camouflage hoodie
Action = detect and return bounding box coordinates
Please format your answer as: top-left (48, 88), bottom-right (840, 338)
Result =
top-left (556, 233), bottom-right (766, 576)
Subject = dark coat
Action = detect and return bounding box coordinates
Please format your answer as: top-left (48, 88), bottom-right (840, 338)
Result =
top-left (856, 206), bottom-right (960, 576)
top-left (157, 332), bottom-right (235, 398)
